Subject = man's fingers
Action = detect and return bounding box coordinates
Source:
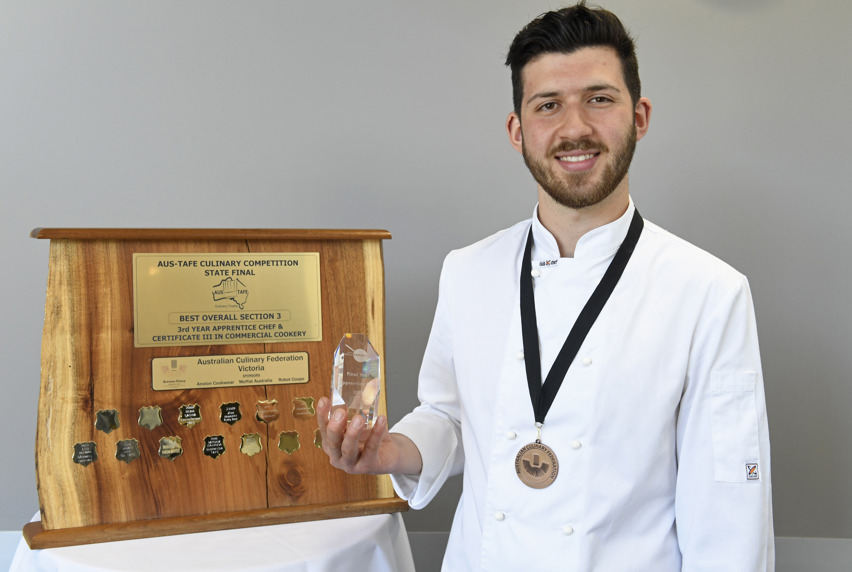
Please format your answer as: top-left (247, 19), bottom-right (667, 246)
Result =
top-left (338, 415), bottom-right (364, 466)
top-left (357, 415), bottom-right (387, 472)
top-left (320, 400), bottom-right (349, 460)
top-left (316, 397), bottom-right (331, 432)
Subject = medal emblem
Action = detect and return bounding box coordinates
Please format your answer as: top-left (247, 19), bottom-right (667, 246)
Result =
top-left (515, 442), bottom-right (559, 489)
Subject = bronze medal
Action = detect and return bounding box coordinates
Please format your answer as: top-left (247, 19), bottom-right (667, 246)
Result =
top-left (515, 441), bottom-right (559, 489)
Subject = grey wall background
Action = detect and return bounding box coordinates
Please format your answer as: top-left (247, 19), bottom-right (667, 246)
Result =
top-left (1, 0), bottom-right (850, 543)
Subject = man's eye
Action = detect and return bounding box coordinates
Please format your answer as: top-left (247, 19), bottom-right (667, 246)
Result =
top-left (538, 102), bottom-right (558, 111)
top-left (590, 96), bottom-right (612, 104)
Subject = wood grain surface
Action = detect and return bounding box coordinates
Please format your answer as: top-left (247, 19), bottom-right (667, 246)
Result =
top-left (31, 230), bottom-right (405, 548)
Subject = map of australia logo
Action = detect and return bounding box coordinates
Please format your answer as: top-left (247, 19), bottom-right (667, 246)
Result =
top-left (212, 277), bottom-right (249, 309)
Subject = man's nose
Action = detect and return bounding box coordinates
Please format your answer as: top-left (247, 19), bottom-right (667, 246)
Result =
top-left (556, 105), bottom-right (594, 141)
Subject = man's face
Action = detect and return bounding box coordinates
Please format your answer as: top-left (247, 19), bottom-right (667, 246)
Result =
top-left (507, 47), bottom-right (650, 210)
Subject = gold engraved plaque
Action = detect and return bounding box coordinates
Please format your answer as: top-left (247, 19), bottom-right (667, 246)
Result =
top-left (240, 433), bottom-right (263, 457)
top-left (133, 253), bottom-right (321, 348)
top-left (292, 397), bottom-right (316, 420)
top-left (277, 431), bottom-right (300, 455)
top-left (138, 406), bottom-right (163, 430)
top-left (178, 404), bottom-right (202, 428)
top-left (256, 400), bottom-right (280, 424)
top-left (158, 436), bottom-right (183, 461)
top-left (152, 352), bottom-right (309, 391)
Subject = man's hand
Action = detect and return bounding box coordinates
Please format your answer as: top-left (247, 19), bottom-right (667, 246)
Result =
top-left (316, 397), bottom-right (422, 476)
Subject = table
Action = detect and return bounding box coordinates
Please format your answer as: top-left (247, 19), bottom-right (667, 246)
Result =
top-left (10, 513), bottom-right (414, 572)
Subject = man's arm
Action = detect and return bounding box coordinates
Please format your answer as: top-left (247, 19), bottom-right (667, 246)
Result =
top-left (315, 396), bottom-right (423, 476)
top-left (675, 277), bottom-right (774, 570)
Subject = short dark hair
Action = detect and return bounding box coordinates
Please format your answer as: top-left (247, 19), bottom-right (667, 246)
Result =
top-left (505, 1), bottom-right (641, 116)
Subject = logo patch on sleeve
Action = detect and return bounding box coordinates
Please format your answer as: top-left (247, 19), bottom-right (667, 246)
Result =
top-left (746, 463), bottom-right (760, 481)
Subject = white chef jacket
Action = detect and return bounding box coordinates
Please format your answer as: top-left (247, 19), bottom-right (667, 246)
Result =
top-left (390, 200), bottom-right (774, 571)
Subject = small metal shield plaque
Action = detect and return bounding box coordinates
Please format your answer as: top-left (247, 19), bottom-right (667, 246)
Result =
top-left (220, 402), bottom-right (241, 425)
top-left (240, 433), bottom-right (263, 457)
top-left (158, 436), bottom-right (183, 460)
top-left (203, 435), bottom-right (226, 459)
top-left (116, 439), bottom-right (141, 464)
top-left (73, 442), bottom-right (98, 466)
top-left (138, 405), bottom-right (163, 430)
top-left (178, 404), bottom-right (202, 428)
top-left (277, 431), bottom-right (300, 455)
top-left (292, 397), bottom-right (316, 420)
top-left (95, 409), bottom-right (120, 434)
top-left (255, 400), bottom-right (279, 424)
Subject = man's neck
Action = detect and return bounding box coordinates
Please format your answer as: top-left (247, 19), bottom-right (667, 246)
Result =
top-left (537, 185), bottom-right (630, 258)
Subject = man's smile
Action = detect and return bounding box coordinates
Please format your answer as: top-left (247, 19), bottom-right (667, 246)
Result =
top-left (558, 153), bottom-right (597, 162)
top-left (555, 150), bottom-right (600, 172)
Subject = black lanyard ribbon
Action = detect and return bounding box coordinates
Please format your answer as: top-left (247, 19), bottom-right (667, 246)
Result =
top-left (520, 209), bottom-right (644, 426)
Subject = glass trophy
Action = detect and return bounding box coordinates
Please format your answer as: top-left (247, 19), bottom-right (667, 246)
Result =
top-left (331, 333), bottom-right (381, 427)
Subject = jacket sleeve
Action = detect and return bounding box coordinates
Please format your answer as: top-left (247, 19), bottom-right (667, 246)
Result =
top-left (675, 276), bottom-right (775, 570)
top-left (389, 257), bottom-right (465, 509)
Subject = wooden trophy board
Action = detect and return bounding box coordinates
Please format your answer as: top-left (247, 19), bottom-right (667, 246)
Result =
top-left (24, 228), bottom-right (407, 549)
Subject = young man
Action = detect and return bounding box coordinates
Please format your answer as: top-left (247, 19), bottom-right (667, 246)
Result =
top-left (317, 3), bottom-right (774, 570)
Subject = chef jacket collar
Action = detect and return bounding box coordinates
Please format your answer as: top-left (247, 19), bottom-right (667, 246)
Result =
top-left (531, 197), bottom-right (637, 262)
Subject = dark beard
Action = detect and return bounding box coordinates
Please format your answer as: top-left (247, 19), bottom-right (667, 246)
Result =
top-left (522, 124), bottom-right (637, 209)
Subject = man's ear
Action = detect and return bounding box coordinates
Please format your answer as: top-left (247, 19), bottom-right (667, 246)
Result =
top-left (506, 112), bottom-right (523, 154)
top-left (634, 97), bottom-right (652, 142)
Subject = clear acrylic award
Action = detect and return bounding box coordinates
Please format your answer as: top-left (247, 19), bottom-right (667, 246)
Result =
top-left (331, 333), bottom-right (381, 427)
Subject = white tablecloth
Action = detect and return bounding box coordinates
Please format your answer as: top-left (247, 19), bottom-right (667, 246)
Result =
top-left (10, 513), bottom-right (414, 572)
